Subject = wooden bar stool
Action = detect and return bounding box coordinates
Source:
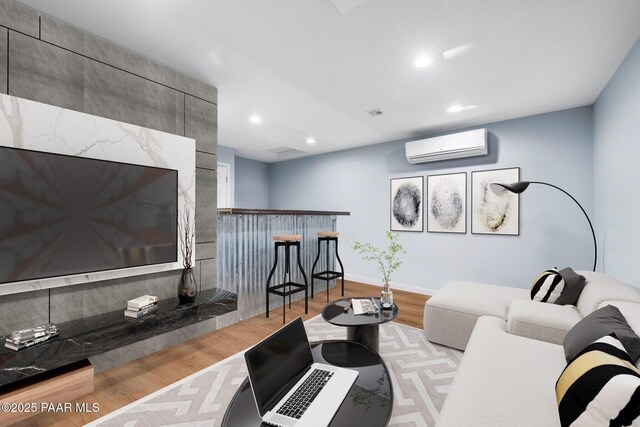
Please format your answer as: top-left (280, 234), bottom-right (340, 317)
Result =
top-left (266, 234), bottom-right (308, 324)
top-left (311, 231), bottom-right (345, 302)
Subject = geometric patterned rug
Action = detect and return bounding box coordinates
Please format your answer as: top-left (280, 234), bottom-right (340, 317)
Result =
top-left (88, 315), bottom-right (463, 427)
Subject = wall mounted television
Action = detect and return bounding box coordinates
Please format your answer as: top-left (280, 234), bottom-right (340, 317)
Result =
top-left (0, 146), bottom-right (178, 285)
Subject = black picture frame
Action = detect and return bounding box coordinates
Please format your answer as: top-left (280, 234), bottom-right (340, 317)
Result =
top-left (426, 172), bottom-right (467, 234)
top-left (471, 167), bottom-right (521, 236)
top-left (390, 176), bottom-right (424, 232)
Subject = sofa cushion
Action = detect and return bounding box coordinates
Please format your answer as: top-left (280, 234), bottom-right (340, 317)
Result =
top-left (598, 300), bottom-right (640, 368)
top-left (530, 268), bottom-right (564, 303)
top-left (507, 300), bottom-right (582, 345)
top-left (563, 305), bottom-right (640, 364)
top-left (437, 316), bottom-right (565, 427)
top-left (554, 267), bottom-right (586, 306)
top-left (556, 335), bottom-right (640, 427)
top-left (575, 271), bottom-right (640, 317)
top-left (424, 280), bottom-right (529, 350)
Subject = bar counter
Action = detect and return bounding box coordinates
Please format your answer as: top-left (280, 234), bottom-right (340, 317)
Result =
top-left (217, 209), bottom-right (350, 319)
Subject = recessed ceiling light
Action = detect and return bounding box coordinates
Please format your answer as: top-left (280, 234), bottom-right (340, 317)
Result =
top-left (414, 56), bottom-right (433, 68)
top-left (447, 105), bottom-right (478, 113)
top-left (306, 138), bottom-right (316, 144)
top-left (249, 115), bottom-right (262, 124)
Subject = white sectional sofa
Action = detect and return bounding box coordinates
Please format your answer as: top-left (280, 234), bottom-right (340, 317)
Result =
top-left (423, 271), bottom-right (640, 427)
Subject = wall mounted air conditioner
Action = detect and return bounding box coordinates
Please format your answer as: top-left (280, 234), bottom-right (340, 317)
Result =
top-left (405, 128), bottom-right (488, 164)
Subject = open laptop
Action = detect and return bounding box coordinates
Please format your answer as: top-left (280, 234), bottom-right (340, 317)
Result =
top-left (244, 317), bottom-right (358, 427)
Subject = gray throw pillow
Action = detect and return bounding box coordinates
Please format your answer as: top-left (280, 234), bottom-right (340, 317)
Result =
top-left (563, 304), bottom-right (640, 363)
top-left (554, 267), bottom-right (586, 306)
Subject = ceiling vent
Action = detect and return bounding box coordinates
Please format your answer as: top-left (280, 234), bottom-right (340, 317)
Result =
top-left (366, 108), bottom-right (383, 117)
top-left (267, 146), bottom-right (306, 158)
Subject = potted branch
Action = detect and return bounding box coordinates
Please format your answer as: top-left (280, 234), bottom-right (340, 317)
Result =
top-left (352, 231), bottom-right (405, 309)
top-left (178, 206), bottom-right (198, 303)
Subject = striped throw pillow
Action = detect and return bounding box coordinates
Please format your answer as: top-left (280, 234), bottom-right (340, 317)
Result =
top-left (556, 335), bottom-right (640, 427)
top-left (531, 268), bottom-right (565, 303)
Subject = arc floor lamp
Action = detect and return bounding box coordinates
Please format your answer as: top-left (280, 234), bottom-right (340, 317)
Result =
top-left (490, 181), bottom-right (597, 272)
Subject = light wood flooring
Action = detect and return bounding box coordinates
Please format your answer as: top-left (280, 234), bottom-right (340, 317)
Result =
top-left (17, 281), bottom-right (429, 426)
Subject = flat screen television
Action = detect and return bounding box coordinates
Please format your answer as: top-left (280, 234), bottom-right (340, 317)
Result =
top-left (0, 146), bottom-right (178, 284)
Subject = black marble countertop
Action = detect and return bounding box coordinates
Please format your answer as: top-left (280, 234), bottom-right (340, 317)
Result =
top-left (0, 288), bottom-right (237, 388)
top-left (217, 208), bottom-right (350, 216)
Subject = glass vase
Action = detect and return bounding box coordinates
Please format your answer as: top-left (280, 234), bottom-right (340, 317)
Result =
top-left (380, 282), bottom-right (393, 307)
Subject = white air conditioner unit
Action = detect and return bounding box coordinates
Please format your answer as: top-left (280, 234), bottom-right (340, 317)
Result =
top-left (405, 128), bottom-right (488, 164)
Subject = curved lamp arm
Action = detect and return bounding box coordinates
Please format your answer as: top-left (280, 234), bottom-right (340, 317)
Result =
top-left (491, 181), bottom-right (597, 272)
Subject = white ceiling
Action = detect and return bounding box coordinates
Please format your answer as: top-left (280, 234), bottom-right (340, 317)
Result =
top-left (17, 0), bottom-right (640, 163)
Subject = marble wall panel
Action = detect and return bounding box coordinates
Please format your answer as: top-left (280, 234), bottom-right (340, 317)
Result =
top-left (0, 28), bottom-right (6, 94)
top-left (196, 168), bottom-right (217, 243)
top-left (8, 31), bottom-right (84, 111)
top-left (186, 95), bottom-right (217, 154)
top-left (0, 0), bottom-right (39, 38)
top-left (84, 59), bottom-right (184, 135)
top-left (0, 93), bottom-right (196, 295)
top-left (0, 289), bottom-right (49, 335)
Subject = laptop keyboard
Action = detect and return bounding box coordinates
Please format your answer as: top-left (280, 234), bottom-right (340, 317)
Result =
top-left (276, 369), bottom-right (334, 419)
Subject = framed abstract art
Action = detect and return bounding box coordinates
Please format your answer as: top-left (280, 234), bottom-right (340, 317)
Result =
top-left (471, 167), bottom-right (520, 235)
top-left (390, 176), bottom-right (424, 232)
top-left (427, 172), bottom-right (466, 233)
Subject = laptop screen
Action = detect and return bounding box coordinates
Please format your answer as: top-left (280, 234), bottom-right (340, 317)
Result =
top-left (244, 317), bottom-right (314, 416)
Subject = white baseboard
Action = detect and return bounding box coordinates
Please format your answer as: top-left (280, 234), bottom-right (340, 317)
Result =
top-left (344, 274), bottom-right (437, 296)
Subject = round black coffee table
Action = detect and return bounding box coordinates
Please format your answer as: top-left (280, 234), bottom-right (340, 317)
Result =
top-left (322, 297), bottom-right (398, 352)
top-left (221, 340), bottom-right (393, 427)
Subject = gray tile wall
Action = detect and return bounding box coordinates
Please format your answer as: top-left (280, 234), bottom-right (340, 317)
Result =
top-left (0, 28), bottom-right (6, 94)
top-left (0, 0), bottom-right (221, 370)
top-left (0, 0), bottom-right (39, 38)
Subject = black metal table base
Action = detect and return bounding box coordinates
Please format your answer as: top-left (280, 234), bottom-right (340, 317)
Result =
top-left (347, 324), bottom-right (379, 352)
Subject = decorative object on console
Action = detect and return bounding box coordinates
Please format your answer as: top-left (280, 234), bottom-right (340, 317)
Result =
top-left (124, 295), bottom-right (159, 318)
top-left (472, 167), bottom-right (520, 235)
top-left (490, 180), bottom-right (597, 271)
top-left (555, 334), bottom-right (640, 427)
top-left (563, 305), bottom-right (640, 363)
top-left (127, 295), bottom-right (159, 310)
top-left (178, 205), bottom-right (198, 303)
top-left (390, 176), bottom-right (423, 232)
top-left (427, 172), bottom-right (467, 233)
top-left (5, 324), bottom-right (59, 351)
top-left (530, 268), bottom-right (565, 303)
top-left (352, 231), bottom-right (405, 307)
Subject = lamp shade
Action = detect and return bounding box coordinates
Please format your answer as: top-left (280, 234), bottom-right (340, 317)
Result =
top-left (490, 181), bottom-right (530, 195)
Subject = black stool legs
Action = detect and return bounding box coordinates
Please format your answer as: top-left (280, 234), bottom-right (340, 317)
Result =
top-left (311, 236), bottom-right (345, 302)
top-left (266, 240), bottom-right (308, 324)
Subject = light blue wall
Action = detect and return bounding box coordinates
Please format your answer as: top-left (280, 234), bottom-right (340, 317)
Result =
top-left (593, 38), bottom-right (640, 288)
top-left (217, 145), bottom-right (236, 207)
top-left (269, 107), bottom-right (594, 293)
top-left (235, 156), bottom-right (270, 208)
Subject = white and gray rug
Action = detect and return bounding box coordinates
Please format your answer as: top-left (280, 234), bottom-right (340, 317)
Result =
top-left (90, 316), bottom-right (462, 427)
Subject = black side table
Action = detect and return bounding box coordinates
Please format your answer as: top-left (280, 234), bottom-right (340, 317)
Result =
top-left (321, 297), bottom-right (398, 352)
top-left (222, 341), bottom-right (393, 427)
